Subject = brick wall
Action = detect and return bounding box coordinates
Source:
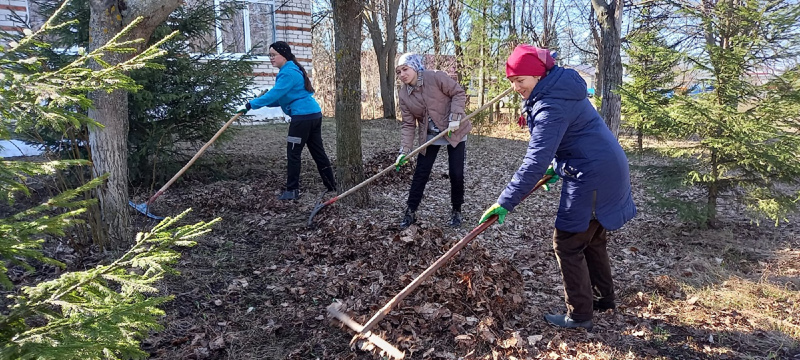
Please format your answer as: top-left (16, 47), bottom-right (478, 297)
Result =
top-left (257, 0), bottom-right (313, 88)
top-left (0, 0), bottom-right (29, 33)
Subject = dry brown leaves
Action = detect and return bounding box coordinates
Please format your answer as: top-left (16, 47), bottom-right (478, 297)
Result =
top-left (130, 120), bottom-right (800, 360)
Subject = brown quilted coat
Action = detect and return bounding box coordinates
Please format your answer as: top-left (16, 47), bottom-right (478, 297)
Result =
top-left (398, 70), bottom-right (470, 155)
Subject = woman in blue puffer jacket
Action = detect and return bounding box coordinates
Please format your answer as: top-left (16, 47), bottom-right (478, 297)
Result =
top-left (238, 41), bottom-right (336, 200)
top-left (479, 44), bottom-right (636, 331)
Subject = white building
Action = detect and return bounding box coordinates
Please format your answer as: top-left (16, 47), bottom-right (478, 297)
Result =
top-left (1, 0), bottom-right (314, 121)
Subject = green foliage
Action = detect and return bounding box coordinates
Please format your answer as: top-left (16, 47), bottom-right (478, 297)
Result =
top-left (127, 2), bottom-right (254, 185)
top-left (632, 161), bottom-right (710, 227)
top-left (1, 3), bottom-right (170, 139)
top-left (667, 0), bottom-right (800, 226)
top-left (1, 2), bottom-right (220, 358)
top-left (0, 159), bottom-right (97, 289)
top-left (0, 210), bottom-right (219, 360)
top-left (18, 0), bottom-right (255, 186)
top-left (619, 7), bottom-right (681, 150)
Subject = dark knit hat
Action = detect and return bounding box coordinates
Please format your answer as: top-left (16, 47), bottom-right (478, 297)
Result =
top-left (270, 41), bottom-right (294, 60)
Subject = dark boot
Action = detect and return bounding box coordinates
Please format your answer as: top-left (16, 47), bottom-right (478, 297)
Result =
top-left (399, 208), bottom-right (416, 229)
top-left (449, 210), bottom-right (462, 228)
top-left (593, 301), bottom-right (616, 312)
top-left (278, 189), bottom-right (300, 200)
top-left (543, 314), bottom-right (593, 331)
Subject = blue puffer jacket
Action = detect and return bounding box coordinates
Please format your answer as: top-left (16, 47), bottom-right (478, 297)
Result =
top-left (497, 66), bottom-right (636, 232)
top-left (248, 61), bottom-right (321, 119)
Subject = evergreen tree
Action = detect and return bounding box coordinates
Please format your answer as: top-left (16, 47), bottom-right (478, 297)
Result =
top-left (127, 3), bottom-right (254, 185)
top-left (1, 3), bottom-right (219, 357)
top-left (619, 7), bottom-right (680, 151)
top-left (22, 0), bottom-right (254, 186)
top-left (669, 0), bottom-right (800, 227)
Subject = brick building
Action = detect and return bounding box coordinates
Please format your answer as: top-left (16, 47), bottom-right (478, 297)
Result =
top-left (1, 0), bottom-right (314, 119)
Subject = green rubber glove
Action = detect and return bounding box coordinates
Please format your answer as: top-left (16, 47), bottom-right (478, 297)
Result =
top-left (236, 105), bottom-right (249, 115)
top-left (479, 203), bottom-right (509, 224)
top-left (394, 153), bottom-right (408, 171)
top-left (543, 165), bottom-right (560, 191)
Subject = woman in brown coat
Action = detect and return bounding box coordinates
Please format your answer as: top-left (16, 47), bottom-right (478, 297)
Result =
top-left (394, 53), bottom-right (471, 228)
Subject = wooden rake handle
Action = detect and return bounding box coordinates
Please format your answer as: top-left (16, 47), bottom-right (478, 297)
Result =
top-left (332, 87), bottom-right (514, 203)
top-left (359, 174), bottom-right (553, 334)
top-left (146, 112), bottom-right (243, 205)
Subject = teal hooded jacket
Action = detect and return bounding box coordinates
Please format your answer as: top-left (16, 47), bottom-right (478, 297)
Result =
top-left (249, 61), bottom-right (321, 120)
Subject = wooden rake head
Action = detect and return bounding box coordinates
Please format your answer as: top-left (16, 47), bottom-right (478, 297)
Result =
top-left (326, 303), bottom-right (405, 359)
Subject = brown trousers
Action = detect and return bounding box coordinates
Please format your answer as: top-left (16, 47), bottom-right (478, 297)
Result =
top-left (552, 220), bottom-right (615, 322)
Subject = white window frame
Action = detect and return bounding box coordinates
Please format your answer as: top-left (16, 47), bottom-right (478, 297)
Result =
top-left (207, 0), bottom-right (276, 61)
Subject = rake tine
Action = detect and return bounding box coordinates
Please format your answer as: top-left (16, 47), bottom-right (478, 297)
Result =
top-left (327, 303), bottom-right (405, 359)
top-left (128, 200), bottom-right (165, 220)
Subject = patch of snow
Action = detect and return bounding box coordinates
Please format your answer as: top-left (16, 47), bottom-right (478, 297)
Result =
top-left (238, 106), bottom-right (291, 125)
top-left (0, 140), bottom-right (43, 158)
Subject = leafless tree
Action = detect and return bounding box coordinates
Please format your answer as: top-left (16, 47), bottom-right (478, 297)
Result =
top-left (590, 0), bottom-right (624, 137)
top-left (363, 0), bottom-right (402, 119)
top-left (333, 0), bottom-right (369, 205)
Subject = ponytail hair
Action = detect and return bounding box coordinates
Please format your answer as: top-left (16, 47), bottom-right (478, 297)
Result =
top-left (270, 41), bottom-right (315, 93)
top-left (292, 58), bottom-right (315, 93)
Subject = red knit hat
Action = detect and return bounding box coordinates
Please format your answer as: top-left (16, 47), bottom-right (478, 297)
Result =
top-left (506, 44), bottom-right (555, 78)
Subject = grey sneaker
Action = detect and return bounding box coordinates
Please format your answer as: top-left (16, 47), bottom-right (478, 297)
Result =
top-left (449, 210), bottom-right (462, 228)
top-left (278, 189), bottom-right (300, 200)
top-left (543, 314), bottom-right (593, 331)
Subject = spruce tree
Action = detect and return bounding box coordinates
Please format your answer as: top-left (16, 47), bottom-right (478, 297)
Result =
top-left (22, 0), bottom-right (255, 185)
top-left (668, 0), bottom-right (800, 227)
top-left (619, 7), bottom-right (680, 151)
top-left (1, 3), bottom-right (219, 358)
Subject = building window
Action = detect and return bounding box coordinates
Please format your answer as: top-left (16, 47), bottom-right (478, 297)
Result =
top-left (187, 0), bottom-right (275, 59)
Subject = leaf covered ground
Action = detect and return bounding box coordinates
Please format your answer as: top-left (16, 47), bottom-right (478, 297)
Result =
top-left (128, 118), bottom-right (800, 359)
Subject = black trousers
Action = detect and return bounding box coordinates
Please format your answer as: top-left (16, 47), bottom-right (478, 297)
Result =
top-left (406, 141), bottom-right (466, 212)
top-left (552, 220), bottom-right (615, 322)
top-left (286, 117), bottom-right (335, 191)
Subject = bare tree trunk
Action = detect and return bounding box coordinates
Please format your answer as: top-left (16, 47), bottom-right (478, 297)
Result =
top-left (430, 0), bottom-right (441, 68)
top-left (591, 0), bottom-right (623, 138)
top-left (402, 0), bottom-right (408, 52)
top-left (87, 0), bottom-right (183, 247)
top-left (477, 4), bottom-right (487, 107)
top-left (364, 0), bottom-right (401, 119)
top-left (333, 0), bottom-right (368, 206)
top-left (448, 0), bottom-right (464, 86)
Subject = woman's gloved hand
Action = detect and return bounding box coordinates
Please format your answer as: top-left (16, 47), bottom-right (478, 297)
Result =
top-left (479, 203), bottom-right (509, 224)
top-left (394, 153), bottom-right (408, 171)
top-left (236, 102), bottom-right (251, 114)
top-left (543, 166), bottom-right (560, 191)
top-left (447, 113), bottom-right (464, 136)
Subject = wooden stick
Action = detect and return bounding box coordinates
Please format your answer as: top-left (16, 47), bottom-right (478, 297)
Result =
top-left (358, 175), bottom-right (553, 334)
top-left (307, 87), bottom-right (515, 224)
top-left (144, 112), bottom-right (242, 205)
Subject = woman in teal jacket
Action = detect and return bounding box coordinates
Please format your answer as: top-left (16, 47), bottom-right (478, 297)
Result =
top-left (239, 41), bottom-right (336, 200)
